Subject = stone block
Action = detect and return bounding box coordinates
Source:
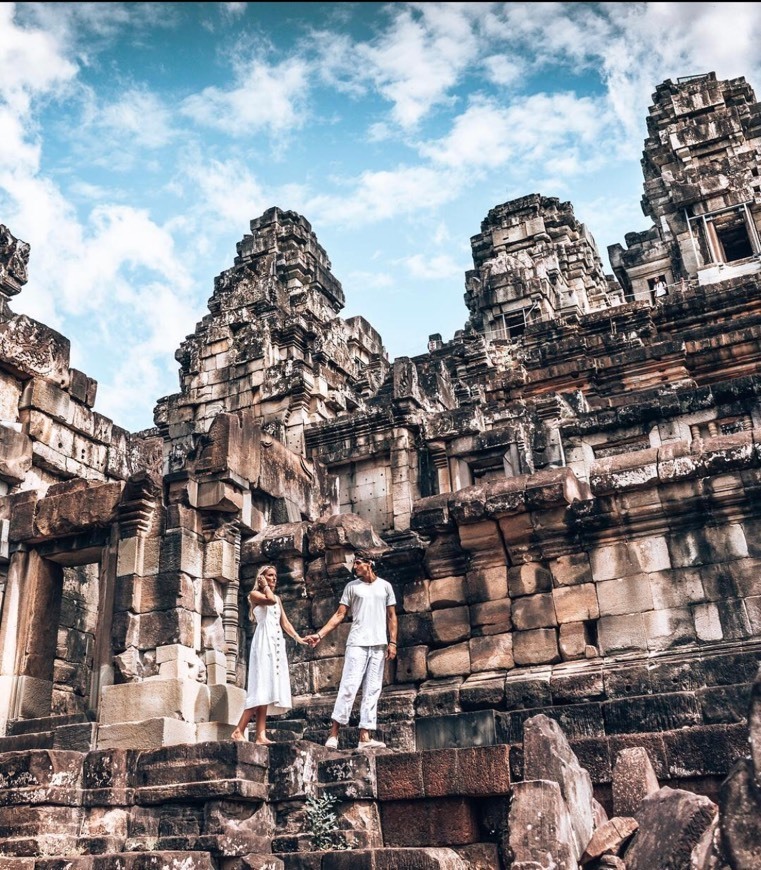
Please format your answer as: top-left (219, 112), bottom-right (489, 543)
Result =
top-left (380, 798), bottom-right (480, 847)
top-left (196, 722), bottom-right (235, 741)
top-left (134, 740), bottom-right (269, 803)
top-left (715, 756), bottom-right (761, 870)
top-left (428, 576), bottom-right (466, 610)
top-left (624, 787), bottom-right (717, 870)
top-left (97, 717), bottom-right (197, 751)
top-left (268, 741), bottom-right (330, 802)
top-left (580, 816), bottom-right (638, 865)
top-left (427, 643), bottom-right (470, 679)
top-left (512, 628), bottom-right (559, 665)
top-left (550, 667), bottom-right (604, 703)
top-left (209, 684), bottom-right (246, 724)
top-left (504, 673), bottom-right (551, 710)
top-left (597, 614), bottom-right (647, 655)
top-left (468, 634), bottom-right (513, 672)
top-left (468, 598), bottom-right (511, 636)
top-left (415, 710), bottom-right (496, 751)
top-left (611, 747), bottom-right (660, 817)
top-left (310, 656), bottom-right (345, 693)
top-left (647, 567), bottom-right (704, 609)
top-left (432, 606), bottom-right (470, 644)
top-left (457, 520), bottom-right (506, 568)
top-left (549, 552), bottom-right (592, 587)
top-left (398, 613), bottom-right (434, 647)
top-left (692, 602), bottom-right (723, 641)
top-left (463, 565), bottom-right (507, 604)
top-left (558, 622), bottom-right (593, 660)
top-left (508, 563), bottom-right (553, 597)
top-left (506, 779), bottom-right (576, 870)
top-left (204, 537), bottom-right (238, 582)
top-left (590, 537), bottom-right (670, 582)
top-left (159, 529), bottom-right (204, 578)
top-left (643, 607), bottom-right (696, 651)
top-left (663, 723), bottom-right (748, 778)
top-left (552, 583), bottom-right (598, 623)
top-left (319, 752), bottom-right (378, 802)
top-left (99, 679), bottom-right (210, 726)
top-left (512, 593), bottom-right (557, 630)
top-left (376, 752), bottom-right (424, 800)
top-left (414, 677), bottom-right (462, 718)
top-left (454, 745), bottom-right (511, 796)
top-left (396, 646), bottom-right (428, 683)
top-left (602, 692), bottom-right (701, 735)
top-left (34, 481), bottom-right (123, 540)
top-left (523, 713), bottom-right (595, 859)
top-left (402, 579), bottom-right (431, 613)
top-left (460, 672), bottom-right (506, 710)
top-left (596, 575), bottom-right (653, 617)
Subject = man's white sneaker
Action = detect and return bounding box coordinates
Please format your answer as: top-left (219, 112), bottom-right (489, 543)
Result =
top-left (357, 738), bottom-right (386, 750)
top-left (325, 736), bottom-right (339, 749)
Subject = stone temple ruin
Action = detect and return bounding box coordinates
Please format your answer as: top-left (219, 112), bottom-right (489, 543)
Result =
top-left (0, 70), bottom-right (761, 868)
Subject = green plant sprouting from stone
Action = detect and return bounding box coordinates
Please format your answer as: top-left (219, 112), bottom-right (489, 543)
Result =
top-left (305, 792), bottom-right (349, 851)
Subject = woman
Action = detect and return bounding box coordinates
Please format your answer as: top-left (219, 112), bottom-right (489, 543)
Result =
top-left (231, 564), bottom-right (307, 744)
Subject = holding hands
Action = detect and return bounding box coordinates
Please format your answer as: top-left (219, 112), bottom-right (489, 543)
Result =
top-left (304, 634), bottom-right (322, 648)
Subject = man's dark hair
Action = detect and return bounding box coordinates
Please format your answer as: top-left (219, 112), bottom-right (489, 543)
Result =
top-left (354, 551), bottom-right (376, 569)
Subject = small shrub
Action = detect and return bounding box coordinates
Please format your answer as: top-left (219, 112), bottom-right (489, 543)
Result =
top-left (304, 792), bottom-right (349, 851)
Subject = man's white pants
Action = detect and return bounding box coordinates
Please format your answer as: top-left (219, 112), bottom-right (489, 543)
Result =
top-left (331, 644), bottom-right (386, 730)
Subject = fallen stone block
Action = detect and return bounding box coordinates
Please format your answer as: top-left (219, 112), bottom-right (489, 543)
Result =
top-left (580, 816), bottom-right (638, 865)
top-left (506, 779), bottom-right (576, 870)
top-left (624, 786), bottom-right (717, 870)
top-left (716, 756), bottom-right (761, 870)
top-left (611, 746), bottom-right (660, 816)
top-left (523, 713), bottom-right (595, 859)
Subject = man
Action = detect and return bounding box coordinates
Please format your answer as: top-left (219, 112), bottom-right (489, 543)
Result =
top-left (305, 553), bottom-right (397, 750)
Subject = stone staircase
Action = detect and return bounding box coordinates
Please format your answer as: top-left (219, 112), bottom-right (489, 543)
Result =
top-left (0, 675), bottom-right (759, 869)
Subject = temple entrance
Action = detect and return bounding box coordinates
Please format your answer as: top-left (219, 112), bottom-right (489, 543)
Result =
top-left (12, 550), bottom-right (104, 720)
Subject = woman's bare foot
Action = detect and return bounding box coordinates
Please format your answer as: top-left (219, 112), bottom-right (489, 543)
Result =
top-left (254, 734), bottom-right (274, 745)
top-left (231, 728), bottom-right (246, 741)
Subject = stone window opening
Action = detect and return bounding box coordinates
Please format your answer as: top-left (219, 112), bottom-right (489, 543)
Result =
top-left (687, 202), bottom-right (761, 266)
top-left (489, 308), bottom-right (529, 341)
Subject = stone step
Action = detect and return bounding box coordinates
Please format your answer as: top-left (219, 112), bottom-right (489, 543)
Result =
top-left (277, 846), bottom-right (473, 868)
top-left (0, 730), bottom-right (54, 753)
top-left (7, 713), bottom-right (90, 736)
top-left (415, 709), bottom-right (507, 750)
top-left (269, 718), bottom-right (307, 735)
top-left (32, 853), bottom-right (216, 869)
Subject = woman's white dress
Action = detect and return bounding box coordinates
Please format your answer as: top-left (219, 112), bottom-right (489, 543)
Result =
top-left (245, 598), bottom-right (292, 714)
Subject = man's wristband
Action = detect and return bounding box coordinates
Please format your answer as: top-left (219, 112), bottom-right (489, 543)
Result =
top-left (388, 642), bottom-right (397, 646)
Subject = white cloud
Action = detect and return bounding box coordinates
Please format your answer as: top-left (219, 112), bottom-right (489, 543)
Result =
top-left (419, 92), bottom-right (609, 172)
top-left (346, 270), bottom-right (394, 291)
top-left (355, 3), bottom-right (482, 129)
top-left (182, 158), bottom-right (269, 228)
top-left (305, 164), bottom-right (461, 226)
top-left (181, 56), bottom-right (310, 136)
top-left (0, 3), bottom-right (77, 113)
top-left (220, 3), bottom-right (247, 20)
top-left (482, 53), bottom-right (522, 87)
top-left (399, 252), bottom-right (465, 281)
top-left (97, 88), bottom-right (176, 149)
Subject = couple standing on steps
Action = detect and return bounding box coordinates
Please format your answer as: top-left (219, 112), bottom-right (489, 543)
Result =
top-left (232, 554), bottom-right (397, 749)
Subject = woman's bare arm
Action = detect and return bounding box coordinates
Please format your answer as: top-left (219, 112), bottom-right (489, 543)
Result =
top-left (279, 598), bottom-right (307, 644)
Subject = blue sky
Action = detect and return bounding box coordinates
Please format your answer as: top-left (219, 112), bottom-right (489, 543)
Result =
top-left (2, 2), bottom-right (760, 432)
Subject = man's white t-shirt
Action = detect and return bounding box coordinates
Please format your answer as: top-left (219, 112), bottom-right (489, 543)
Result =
top-left (340, 577), bottom-right (396, 647)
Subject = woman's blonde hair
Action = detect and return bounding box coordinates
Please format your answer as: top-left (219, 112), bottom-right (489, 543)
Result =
top-left (248, 564), bottom-right (276, 619)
